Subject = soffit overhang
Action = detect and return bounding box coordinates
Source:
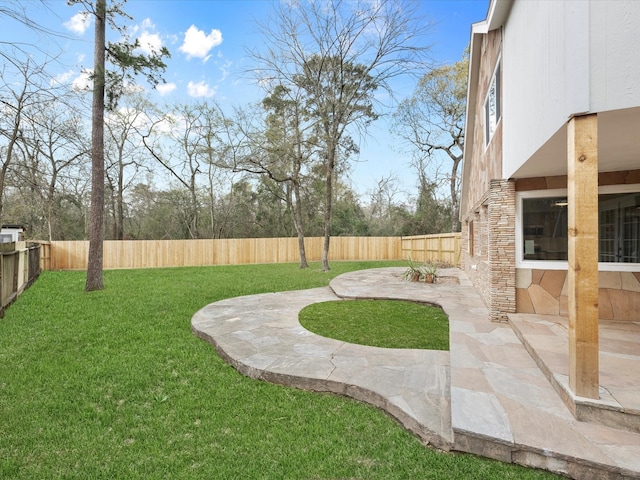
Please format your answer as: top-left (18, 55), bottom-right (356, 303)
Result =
top-left (510, 107), bottom-right (640, 179)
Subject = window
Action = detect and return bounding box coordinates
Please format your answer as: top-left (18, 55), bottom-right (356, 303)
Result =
top-left (484, 61), bottom-right (501, 145)
top-left (468, 219), bottom-right (474, 257)
top-left (517, 186), bottom-right (640, 269)
top-left (598, 193), bottom-right (640, 263)
top-left (521, 196), bottom-right (568, 261)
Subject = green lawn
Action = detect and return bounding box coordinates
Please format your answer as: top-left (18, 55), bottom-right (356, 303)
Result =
top-left (0, 262), bottom-right (560, 479)
top-left (299, 299), bottom-right (450, 350)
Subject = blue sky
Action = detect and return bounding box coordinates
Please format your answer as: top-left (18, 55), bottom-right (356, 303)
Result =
top-left (4, 0), bottom-right (488, 200)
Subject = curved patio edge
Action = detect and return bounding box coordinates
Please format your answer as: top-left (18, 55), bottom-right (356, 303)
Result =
top-left (191, 279), bottom-right (453, 451)
top-left (192, 267), bottom-right (640, 479)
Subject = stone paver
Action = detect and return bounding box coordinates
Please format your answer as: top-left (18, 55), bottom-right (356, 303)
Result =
top-left (192, 282), bottom-right (451, 450)
top-left (192, 267), bottom-right (640, 479)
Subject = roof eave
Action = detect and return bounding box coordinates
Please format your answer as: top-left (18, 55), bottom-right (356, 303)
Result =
top-left (487, 0), bottom-right (513, 30)
top-left (460, 26), bottom-right (485, 218)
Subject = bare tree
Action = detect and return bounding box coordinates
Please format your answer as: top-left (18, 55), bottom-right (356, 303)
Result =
top-left (13, 94), bottom-right (90, 240)
top-left (204, 164), bottom-right (243, 239)
top-left (263, 87), bottom-right (314, 267)
top-left (197, 106), bottom-right (251, 240)
top-left (0, 54), bottom-right (55, 227)
top-left (250, 0), bottom-right (431, 270)
top-left (141, 102), bottom-right (227, 239)
top-left (226, 87), bottom-right (317, 267)
top-left (105, 94), bottom-right (153, 239)
top-left (392, 53), bottom-right (468, 232)
top-left (366, 174), bottom-right (403, 235)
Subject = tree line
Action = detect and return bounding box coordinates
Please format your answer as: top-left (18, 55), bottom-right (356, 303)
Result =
top-left (1, 89), bottom-right (452, 240)
top-left (1, 0), bottom-right (466, 280)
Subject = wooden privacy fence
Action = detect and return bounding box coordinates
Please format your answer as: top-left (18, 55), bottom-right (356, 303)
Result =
top-left (0, 242), bottom-right (42, 316)
top-left (39, 234), bottom-right (461, 271)
top-left (400, 233), bottom-right (461, 266)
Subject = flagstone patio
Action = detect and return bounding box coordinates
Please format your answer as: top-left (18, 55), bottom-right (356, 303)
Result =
top-left (191, 267), bottom-right (640, 479)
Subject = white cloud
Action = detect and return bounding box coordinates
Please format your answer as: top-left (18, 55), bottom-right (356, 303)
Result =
top-left (156, 82), bottom-right (177, 96)
top-left (141, 18), bottom-right (155, 30)
top-left (106, 107), bottom-right (150, 132)
top-left (219, 60), bottom-right (233, 82)
top-left (138, 31), bottom-right (163, 55)
top-left (187, 80), bottom-right (216, 98)
top-left (72, 70), bottom-right (93, 91)
top-left (167, 33), bottom-right (179, 45)
top-left (179, 25), bottom-right (223, 60)
top-left (64, 12), bottom-right (91, 35)
top-left (132, 18), bottom-right (165, 56)
top-left (52, 70), bottom-right (75, 86)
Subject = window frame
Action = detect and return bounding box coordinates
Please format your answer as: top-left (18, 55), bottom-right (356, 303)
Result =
top-left (516, 184), bottom-right (640, 271)
top-left (484, 58), bottom-right (502, 147)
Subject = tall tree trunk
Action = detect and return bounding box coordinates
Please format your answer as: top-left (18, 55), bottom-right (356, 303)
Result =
top-left (207, 162), bottom-right (219, 239)
top-left (116, 186), bottom-right (124, 239)
top-left (116, 145), bottom-right (125, 240)
top-left (291, 131), bottom-right (308, 268)
top-left (85, 0), bottom-right (106, 291)
top-left (321, 151), bottom-right (334, 272)
top-left (291, 181), bottom-right (308, 268)
top-left (189, 177), bottom-right (199, 239)
top-left (47, 174), bottom-right (56, 241)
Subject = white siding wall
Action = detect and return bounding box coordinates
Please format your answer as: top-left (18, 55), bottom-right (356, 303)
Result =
top-left (502, 1), bottom-right (585, 178)
top-left (501, 0), bottom-right (640, 179)
top-left (590, 1), bottom-right (640, 112)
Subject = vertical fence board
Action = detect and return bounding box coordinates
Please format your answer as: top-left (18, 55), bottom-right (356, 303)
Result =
top-left (0, 242), bottom-right (41, 315)
top-left (41, 234), bottom-right (459, 270)
top-left (401, 234), bottom-right (461, 266)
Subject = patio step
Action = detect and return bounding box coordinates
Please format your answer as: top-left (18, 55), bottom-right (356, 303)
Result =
top-left (508, 313), bottom-right (640, 435)
top-left (450, 309), bottom-right (640, 479)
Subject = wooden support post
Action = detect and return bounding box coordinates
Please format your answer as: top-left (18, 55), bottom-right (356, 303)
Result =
top-left (567, 114), bottom-right (599, 399)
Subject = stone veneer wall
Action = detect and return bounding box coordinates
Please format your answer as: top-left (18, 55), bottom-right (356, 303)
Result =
top-left (516, 269), bottom-right (640, 321)
top-left (462, 208), bottom-right (491, 308)
top-left (488, 179), bottom-right (516, 322)
top-left (460, 28), bottom-right (503, 318)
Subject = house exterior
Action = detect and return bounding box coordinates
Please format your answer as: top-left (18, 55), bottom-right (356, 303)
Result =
top-left (460, 0), bottom-right (640, 399)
